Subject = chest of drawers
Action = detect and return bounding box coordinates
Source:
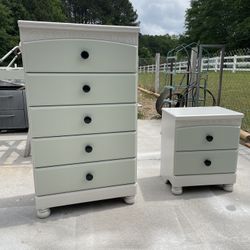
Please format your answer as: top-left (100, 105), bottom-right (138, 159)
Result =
top-left (160, 107), bottom-right (244, 195)
top-left (18, 20), bottom-right (139, 218)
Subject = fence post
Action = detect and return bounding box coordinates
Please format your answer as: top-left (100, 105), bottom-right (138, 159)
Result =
top-left (233, 55), bottom-right (237, 73)
top-left (154, 53), bottom-right (160, 93)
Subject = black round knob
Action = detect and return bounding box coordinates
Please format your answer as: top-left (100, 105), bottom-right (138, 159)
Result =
top-left (86, 173), bottom-right (93, 181)
top-left (206, 135), bottom-right (213, 142)
top-left (81, 51), bottom-right (89, 59)
top-left (82, 85), bottom-right (90, 93)
top-left (204, 159), bottom-right (211, 166)
top-left (84, 116), bottom-right (92, 124)
top-left (85, 145), bottom-right (93, 153)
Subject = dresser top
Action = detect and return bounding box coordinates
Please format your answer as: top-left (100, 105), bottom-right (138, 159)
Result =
top-left (162, 106), bottom-right (244, 120)
top-left (18, 20), bottom-right (139, 45)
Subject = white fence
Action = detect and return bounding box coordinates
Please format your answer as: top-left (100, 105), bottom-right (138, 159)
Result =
top-left (139, 55), bottom-right (250, 73)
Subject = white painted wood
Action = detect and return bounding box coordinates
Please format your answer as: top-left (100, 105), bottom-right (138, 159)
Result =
top-left (22, 39), bottom-right (137, 73)
top-left (161, 107), bottom-right (243, 194)
top-left (154, 53), bottom-right (160, 93)
top-left (32, 132), bottom-right (136, 167)
top-left (25, 74), bottom-right (136, 106)
top-left (18, 20), bottom-right (139, 45)
top-left (34, 159), bottom-right (136, 196)
top-left (35, 183), bottom-right (137, 210)
top-left (174, 150), bottom-right (238, 175)
top-left (175, 126), bottom-right (240, 151)
top-left (29, 104), bottom-right (136, 137)
top-left (162, 106), bottom-right (244, 121)
top-left (165, 173), bottom-right (236, 188)
top-left (19, 21), bottom-right (138, 215)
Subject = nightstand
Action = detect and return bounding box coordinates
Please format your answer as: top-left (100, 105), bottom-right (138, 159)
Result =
top-left (160, 106), bottom-right (244, 195)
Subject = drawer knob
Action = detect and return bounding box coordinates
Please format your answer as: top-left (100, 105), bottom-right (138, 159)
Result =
top-left (206, 135), bottom-right (213, 142)
top-left (81, 51), bottom-right (89, 59)
top-left (84, 116), bottom-right (92, 124)
top-left (86, 173), bottom-right (93, 181)
top-left (204, 159), bottom-right (212, 166)
top-left (82, 85), bottom-right (91, 93)
top-left (85, 145), bottom-right (93, 153)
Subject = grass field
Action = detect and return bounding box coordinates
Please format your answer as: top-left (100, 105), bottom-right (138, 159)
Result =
top-left (138, 71), bottom-right (250, 130)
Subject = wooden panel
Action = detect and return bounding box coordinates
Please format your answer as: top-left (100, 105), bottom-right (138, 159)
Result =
top-left (22, 39), bottom-right (137, 73)
top-left (29, 104), bottom-right (136, 137)
top-left (25, 74), bottom-right (137, 106)
top-left (32, 132), bottom-right (136, 167)
top-left (174, 150), bottom-right (238, 176)
top-left (34, 159), bottom-right (136, 196)
top-left (175, 126), bottom-right (240, 151)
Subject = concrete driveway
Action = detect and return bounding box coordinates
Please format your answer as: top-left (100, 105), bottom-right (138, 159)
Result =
top-left (0, 120), bottom-right (250, 249)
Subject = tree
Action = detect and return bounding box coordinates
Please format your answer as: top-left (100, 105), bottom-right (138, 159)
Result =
top-left (185, 0), bottom-right (250, 49)
top-left (62, 0), bottom-right (138, 25)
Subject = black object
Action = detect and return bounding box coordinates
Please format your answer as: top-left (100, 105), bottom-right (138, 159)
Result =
top-left (204, 159), bottom-right (212, 166)
top-left (82, 85), bottom-right (91, 93)
top-left (86, 173), bottom-right (93, 181)
top-left (0, 82), bottom-right (28, 131)
top-left (85, 145), bottom-right (93, 153)
top-left (84, 116), bottom-right (92, 124)
top-left (81, 51), bottom-right (89, 59)
top-left (206, 135), bottom-right (213, 142)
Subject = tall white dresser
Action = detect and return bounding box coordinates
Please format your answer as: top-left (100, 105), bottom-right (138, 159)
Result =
top-left (161, 107), bottom-right (244, 195)
top-left (18, 20), bottom-right (139, 218)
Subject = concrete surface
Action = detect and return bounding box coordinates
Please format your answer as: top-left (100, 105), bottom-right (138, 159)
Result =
top-left (0, 120), bottom-right (250, 250)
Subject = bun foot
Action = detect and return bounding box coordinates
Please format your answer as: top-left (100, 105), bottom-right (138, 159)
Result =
top-left (123, 195), bottom-right (135, 205)
top-left (223, 184), bottom-right (234, 192)
top-left (37, 208), bottom-right (51, 219)
top-left (171, 186), bottom-right (183, 195)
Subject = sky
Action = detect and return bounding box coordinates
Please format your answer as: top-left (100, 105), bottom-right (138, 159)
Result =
top-left (130, 0), bottom-right (191, 35)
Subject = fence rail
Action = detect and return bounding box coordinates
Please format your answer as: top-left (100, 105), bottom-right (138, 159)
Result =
top-left (139, 55), bottom-right (250, 73)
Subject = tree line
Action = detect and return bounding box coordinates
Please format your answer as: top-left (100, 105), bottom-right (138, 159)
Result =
top-left (0, 0), bottom-right (249, 60)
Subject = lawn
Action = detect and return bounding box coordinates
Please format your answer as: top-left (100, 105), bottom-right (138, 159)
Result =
top-left (138, 71), bottom-right (250, 130)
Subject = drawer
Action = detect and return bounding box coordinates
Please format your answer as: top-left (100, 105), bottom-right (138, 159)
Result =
top-left (25, 74), bottom-right (136, 106)
top-left (0, 90), bottom-right (24, 110)
top-left (0, 110), bottom-right (27, 129)
top-left (29, 104), bottom-right (136, 137)
top-left (174, 150), bottom-right (238, 176)
top-left (34, 158), bottom-right (136, 196)
top-left (175, 126), bottom-right (240, 151)
top-left (32, 132), bottom-right (136, 167)
top-left (22, 39), bottom-right (137, 73)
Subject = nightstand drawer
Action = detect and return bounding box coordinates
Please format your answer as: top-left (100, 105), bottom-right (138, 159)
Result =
top-left (34, 158), bottom-right (136, 196)
top-left (175, 126), bottom-right (240, 151)
top-left (22, 39), bottom-right (137, 73)
top-left (26, 74), bottom-right (136, 106)
top-left (30, 104), bottom-right (136, 137)
top-left (174, 150), bottom-right (238, 175)
top-left (32, 132), bottom-right (136, 167)
top-left (0, 90), bottom-right (24, 110)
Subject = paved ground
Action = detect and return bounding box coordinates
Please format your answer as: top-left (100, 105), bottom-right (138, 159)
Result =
top-left (0, 120), bottom-right (250, 250)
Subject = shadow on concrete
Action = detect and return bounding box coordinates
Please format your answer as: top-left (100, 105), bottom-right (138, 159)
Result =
top-left (138, 176), bottom-right (230, 202)
top-left (0, 194), bottom-right (128, 228)
top-left (0, 139), bottom-right (31, 166)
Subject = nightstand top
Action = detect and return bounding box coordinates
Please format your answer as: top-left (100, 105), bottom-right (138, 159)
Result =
top-left (162, 106), bottom-right (244, 120)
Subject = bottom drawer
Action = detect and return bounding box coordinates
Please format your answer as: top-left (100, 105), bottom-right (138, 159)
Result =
top-left (0, 110), bottom-right (27, 129)
top-left (174, 150), bottom-right (238, 176)
top-left (34, 158), bottom-right (136, 196)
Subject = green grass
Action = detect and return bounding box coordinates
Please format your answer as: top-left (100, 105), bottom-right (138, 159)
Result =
top-left (138, 71), bottom-right (250, 130)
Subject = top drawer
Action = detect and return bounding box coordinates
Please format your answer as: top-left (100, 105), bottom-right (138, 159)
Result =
top-left (175, 126), bottom-right (240, 151)
top-left (0, 90), bottom-right (24, 110)
top-left (22, 39), bottom-right (137, 73)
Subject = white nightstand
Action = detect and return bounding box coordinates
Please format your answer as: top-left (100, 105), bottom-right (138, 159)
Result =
top-left (19, 20), bottom-right (139, 218)
top-left (160, 106), bottom-right (244, 195)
